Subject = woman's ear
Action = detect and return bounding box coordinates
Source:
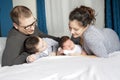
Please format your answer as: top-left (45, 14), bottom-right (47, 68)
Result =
top-left (13, 23), bottom-right (18, 29)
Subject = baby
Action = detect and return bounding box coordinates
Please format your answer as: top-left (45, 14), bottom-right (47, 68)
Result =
top-left (24, 36), bottom-right (58, 63)
top-left (57, 36), bottom-right (86, 56)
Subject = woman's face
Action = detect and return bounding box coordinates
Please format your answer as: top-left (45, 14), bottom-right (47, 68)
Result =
top-left (69, 20), bottom-right (86, 38)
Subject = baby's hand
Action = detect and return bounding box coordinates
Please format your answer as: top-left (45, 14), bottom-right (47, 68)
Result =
top-left (27, 54), bottom-right (36, 63)
top-left (57, 48), bottom-right (65, 55)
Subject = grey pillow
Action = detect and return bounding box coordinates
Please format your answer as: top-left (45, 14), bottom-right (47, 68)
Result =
top-left (0, 37), bottom-right (6, 65)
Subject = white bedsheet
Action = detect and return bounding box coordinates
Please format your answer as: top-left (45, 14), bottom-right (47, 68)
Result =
top-left (0, 51), bottom-right (120, 80)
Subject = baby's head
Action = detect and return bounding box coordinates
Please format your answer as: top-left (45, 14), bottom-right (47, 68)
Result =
top-left (24, 36), bottom-right (47, 54)
top-left (59, 36), bottom-right (75, 50)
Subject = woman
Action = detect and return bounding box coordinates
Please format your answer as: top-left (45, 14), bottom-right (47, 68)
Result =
top-left (69, 5), bottom-right (120, 57)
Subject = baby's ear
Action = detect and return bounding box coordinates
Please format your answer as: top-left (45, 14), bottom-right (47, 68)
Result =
top-left (36, 52), bottom-right (40, 54)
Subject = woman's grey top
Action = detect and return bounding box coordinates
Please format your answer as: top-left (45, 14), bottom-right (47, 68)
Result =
top-left (83, 25), bottom-right (120, 57)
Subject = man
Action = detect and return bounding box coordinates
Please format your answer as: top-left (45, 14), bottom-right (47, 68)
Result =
top-left (2, 6), bottom-right (60, 66)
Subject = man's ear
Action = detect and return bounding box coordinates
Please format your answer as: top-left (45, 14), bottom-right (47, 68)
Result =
top-left (13, 23), bottom-right (18, 29)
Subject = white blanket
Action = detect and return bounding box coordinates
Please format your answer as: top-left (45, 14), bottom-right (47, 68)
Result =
top-left (0, 51), bottom-right (120, 80)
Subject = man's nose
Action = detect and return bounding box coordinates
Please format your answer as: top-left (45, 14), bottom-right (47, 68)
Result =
top-left (30, 25), bottom-right (35, 30)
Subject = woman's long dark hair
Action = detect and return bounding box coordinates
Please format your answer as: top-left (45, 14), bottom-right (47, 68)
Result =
top-left (69, 5), bottom-right (96, 27)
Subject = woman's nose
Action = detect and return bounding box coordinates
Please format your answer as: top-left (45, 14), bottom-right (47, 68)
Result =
top-left (71, 29), bottom-right (75, 34)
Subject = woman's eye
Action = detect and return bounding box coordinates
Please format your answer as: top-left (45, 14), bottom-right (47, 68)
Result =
top-left (74, 29), bottom-right (78, 31)
top-left (73, 28), bottom-right (79, 31)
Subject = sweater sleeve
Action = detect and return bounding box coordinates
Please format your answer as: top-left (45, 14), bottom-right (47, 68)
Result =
top-left (2, 36), bottom-right (29, 66)
top-left (84, 29), bottom-right (108, 58)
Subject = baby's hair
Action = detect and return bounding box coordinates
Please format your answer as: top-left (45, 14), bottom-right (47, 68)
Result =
top-left (24, 36), bottom-right (40, 54)
top-left (59, 36), bottom-right (70, 48)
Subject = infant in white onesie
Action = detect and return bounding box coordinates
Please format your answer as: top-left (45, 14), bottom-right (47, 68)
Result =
top-left (58, 36), bottom-right (86, 55)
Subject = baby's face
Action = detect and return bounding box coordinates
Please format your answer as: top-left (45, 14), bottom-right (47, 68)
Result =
top-left (36, 37), bottom-right (47, 53)
top-left (62, 39), bottom-right (75, 50)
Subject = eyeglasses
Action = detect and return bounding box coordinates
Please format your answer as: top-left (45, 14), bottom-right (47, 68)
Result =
top-left (25, 20), bottom-right (37, 30)
top-left (19, 20), bottom-right (37, 30)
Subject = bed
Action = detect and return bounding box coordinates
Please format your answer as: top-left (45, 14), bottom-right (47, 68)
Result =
top-left (0, 37), bottom-right (120, 80)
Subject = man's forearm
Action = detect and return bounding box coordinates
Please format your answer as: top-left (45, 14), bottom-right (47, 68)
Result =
top-left (13, 52), bottom-right (29, 65)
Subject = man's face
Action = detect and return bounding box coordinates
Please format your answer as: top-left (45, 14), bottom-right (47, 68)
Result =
top-left (14, 16), bottom-right (37, 35)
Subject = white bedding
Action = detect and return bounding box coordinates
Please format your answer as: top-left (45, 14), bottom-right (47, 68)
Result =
top-left (0, 37), bottom-right (120, 80)
top-left (0, 51), bottom-right (120, 80)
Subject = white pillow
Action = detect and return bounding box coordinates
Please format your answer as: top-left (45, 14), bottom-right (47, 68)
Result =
top-left (0, 37), bottom-right (7, 64)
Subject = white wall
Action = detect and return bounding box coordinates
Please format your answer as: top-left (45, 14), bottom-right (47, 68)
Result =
top-left (12, 0), bottom-right (37, 18)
